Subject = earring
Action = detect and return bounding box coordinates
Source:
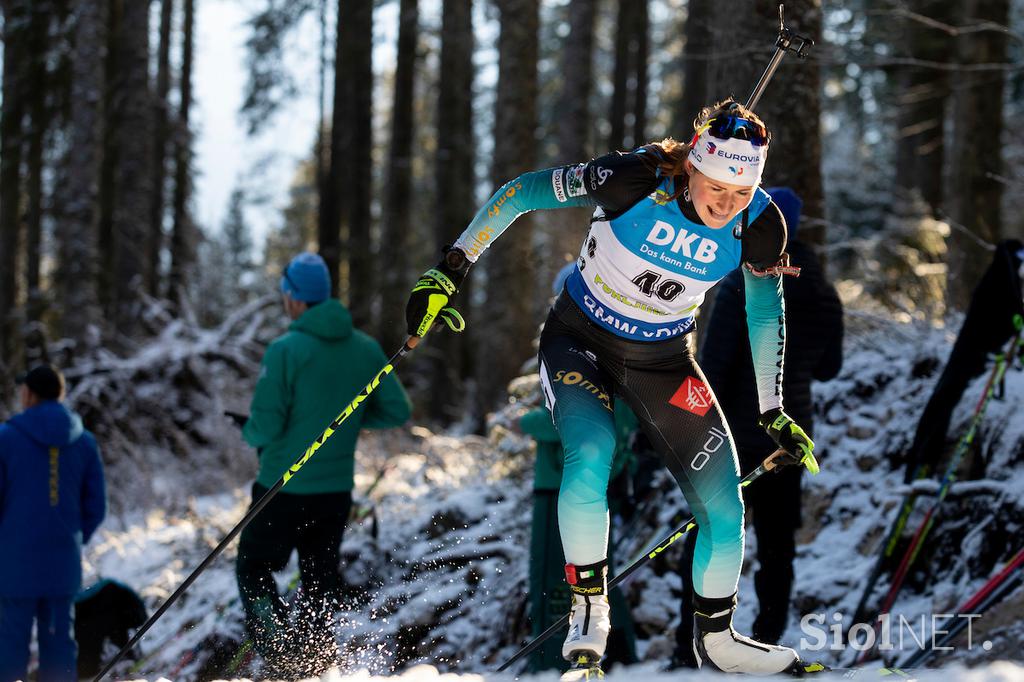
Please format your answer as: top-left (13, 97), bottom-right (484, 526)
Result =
top-left (683, 185), bottom-right (691, 202)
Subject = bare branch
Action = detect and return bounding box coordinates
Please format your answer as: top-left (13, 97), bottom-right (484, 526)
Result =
top-left (868, 8), bottom-right (1024, 43)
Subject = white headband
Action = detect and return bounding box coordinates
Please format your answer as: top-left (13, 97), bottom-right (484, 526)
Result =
top-left (687, 130), bottom-right (767, 187)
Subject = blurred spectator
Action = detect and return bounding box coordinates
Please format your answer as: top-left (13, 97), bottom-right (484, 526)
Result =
top-left (521, 401), bottom-right (639, 673)
top-left (0, 364), bottom-right (107, 682)
top-left (902, 239), bottom-right (1024, 483)
top-left (671, 187), bottom-right (844, 666)
top-left (237, 252), bottom-right (411, 677)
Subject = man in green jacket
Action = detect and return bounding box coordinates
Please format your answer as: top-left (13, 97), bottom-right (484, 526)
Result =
top-left (237, 252), bottom-right (411, 676)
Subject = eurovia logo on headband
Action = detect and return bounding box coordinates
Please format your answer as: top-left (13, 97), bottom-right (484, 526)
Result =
top-left (691, 144), bottom-right (762, 166)
top-left (710, 148), bottom-right (761, 164)
top-left (721, 151), bottom-right (760, 163)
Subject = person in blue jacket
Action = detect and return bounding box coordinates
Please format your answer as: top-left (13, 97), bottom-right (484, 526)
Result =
top-left (0, 364), bottom-right (107, 682)
top-left (406, 99), bottom-right (820, 676)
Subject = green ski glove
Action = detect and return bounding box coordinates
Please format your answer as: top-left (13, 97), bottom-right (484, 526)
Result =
top-left (405, 246), bottom-right (470, 337)
top-left (759, 408), bottom-right (819, 475)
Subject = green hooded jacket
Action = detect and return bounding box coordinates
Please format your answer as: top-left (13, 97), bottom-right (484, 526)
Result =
top-left (243, 299), bottom-right (412, 494)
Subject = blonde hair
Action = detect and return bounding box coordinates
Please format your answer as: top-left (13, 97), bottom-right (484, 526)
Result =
top-left (640, 98), bottom-right (769, 203)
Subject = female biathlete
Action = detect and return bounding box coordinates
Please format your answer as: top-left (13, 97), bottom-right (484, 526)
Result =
top-left (405, 99), bottom-right (819, 676)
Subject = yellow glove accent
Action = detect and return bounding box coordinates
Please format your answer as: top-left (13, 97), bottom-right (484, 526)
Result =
top-left (416, 292), bottom-right (450, 337)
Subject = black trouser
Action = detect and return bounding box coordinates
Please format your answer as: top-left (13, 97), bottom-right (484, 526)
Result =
top-left (673, 452), bottom-right (801, 662)
top-left (236, 483), bottom-right (352, 655)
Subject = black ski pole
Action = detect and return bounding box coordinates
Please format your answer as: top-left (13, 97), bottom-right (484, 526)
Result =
top-left (495, 448), bottom-right (797, 673)
top-left (93, 336), bottom-right (425, 681)
top-left (745, 4), bottom-right (814, 110)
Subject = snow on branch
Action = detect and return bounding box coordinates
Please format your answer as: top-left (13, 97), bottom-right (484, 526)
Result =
top-left (61, 294), bottom-right (282, 513)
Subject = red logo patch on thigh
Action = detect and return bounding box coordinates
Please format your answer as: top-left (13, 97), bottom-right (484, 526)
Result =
top-left (669, 376), bottom-right (714, 416)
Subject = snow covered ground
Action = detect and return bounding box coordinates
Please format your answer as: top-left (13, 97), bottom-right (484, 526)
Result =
top-left (135, 660), bottom-right (1024, 681)
top-left (79, 307), bottom-right (1024, 681)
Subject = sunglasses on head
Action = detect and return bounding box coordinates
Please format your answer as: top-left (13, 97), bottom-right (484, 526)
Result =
top-left (695, 115), bottom-right (770, 147)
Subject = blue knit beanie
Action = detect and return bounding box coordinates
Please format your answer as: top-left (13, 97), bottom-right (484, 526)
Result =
top-left (766, 186), bottom-right (803, 238)
top-left (281, 252), bottom-right (331, 303)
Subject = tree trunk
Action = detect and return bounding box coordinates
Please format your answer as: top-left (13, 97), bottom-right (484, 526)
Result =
top-left (320, 0), bottom-right (346, 297)
top-left (609, 0), bottom-right (630, 151)
top-left (56, 0), bottom-right (104, 347)
top-left (97, 0), bottom-right (118, 315)
top-left (429, 0), bottom-right (475, 423)
top-left (25, 3), bottom-right (51, 319)
top-left (0, 0), bottom-right (28, 369)
top-left (170, 0), bottom-right (195, 310)
top-left (678, 0), bottom-right (714, 135)
top-left (476, 0), bottom-right (539, 413)
top-left (893, 0), bottom-right (952, 215)
top-left (323, 0), bottom-right (374, 317)
top-left (148, 0), bottom-right (174, 296)
top-left (708, 0), bottom-right (825, 249)
top-left (945, 0), bottom-right (1009, 310)
top-left (632, 0), bottom-right (649, 147)
top-left (101, 0), bottom-right (152, 334)
top-left (556, 0), bottom-right (596, 163)
top-left (338, 0), bottom-right (374, 328)
top-left (548, 0), bottom-right (596, 283)
top-left (315, 0), bottom-right (328, 259)
top-left (609, 0), bottom-right (649, 151)
top-left (378, 0), bottom-right (419, 354)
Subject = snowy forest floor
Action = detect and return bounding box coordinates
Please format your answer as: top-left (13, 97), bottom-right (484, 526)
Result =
top-left (73, 298), bottom-right (1024, 681)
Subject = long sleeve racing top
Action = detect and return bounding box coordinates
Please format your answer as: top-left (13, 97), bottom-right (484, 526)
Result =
top-left (452, 147), bottom-right (789, 414)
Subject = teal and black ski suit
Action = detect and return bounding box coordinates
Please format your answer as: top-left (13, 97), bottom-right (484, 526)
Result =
top-left (454, 146), bottom-right (789, 600)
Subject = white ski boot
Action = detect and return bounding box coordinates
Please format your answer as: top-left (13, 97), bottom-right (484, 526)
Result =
top-left (561, 560), bottom-right (611, 667)
top-left (693, 593), bottom-right (800, 675)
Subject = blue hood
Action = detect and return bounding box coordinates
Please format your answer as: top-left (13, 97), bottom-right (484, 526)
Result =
top-left (9, 401), bottom-right (85, 448)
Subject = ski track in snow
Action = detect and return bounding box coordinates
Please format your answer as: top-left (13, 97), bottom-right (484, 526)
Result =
top-left (82, 314), bottom-right (1024, 681)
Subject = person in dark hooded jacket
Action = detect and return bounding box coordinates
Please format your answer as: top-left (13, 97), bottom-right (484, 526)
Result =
top-left (0, 364), bottom-right (106, 682)
top-left (237, 252), bottom-right (412, 676)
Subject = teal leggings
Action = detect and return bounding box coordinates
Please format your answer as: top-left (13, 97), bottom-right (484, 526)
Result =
top-left (539, 300), bottom-right (745, 599)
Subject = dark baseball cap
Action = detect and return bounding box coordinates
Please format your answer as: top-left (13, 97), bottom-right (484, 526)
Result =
top-left (15, 364), bottom-right (66, 401)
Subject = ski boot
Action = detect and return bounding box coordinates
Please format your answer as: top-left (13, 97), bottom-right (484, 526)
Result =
top-left (561, 650), bottom-right (605, 681)
top-left (560, 559), bottom-right (610, 678)
top-left (693, 592), bottom-right (801, 675)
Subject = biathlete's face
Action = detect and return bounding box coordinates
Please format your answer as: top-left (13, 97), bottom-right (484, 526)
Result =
top-left (684, 159), bottom-right (756, 229)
